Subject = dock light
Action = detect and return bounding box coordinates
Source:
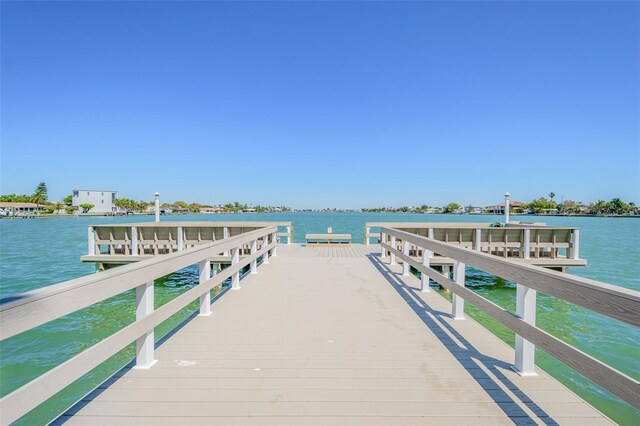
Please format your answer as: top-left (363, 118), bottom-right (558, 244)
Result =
top-left (155, 192), bottom-right (160, 223)
top-left (504, 192), bottom-right (510, 224)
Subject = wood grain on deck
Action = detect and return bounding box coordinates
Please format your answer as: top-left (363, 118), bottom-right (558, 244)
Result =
top-left (59, 244), bottom-right (611, 425)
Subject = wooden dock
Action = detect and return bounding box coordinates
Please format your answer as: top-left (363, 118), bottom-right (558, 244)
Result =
top-left (57, 244), bottom-right (611, 424)
top-left (1, 224), bottom-right (637, 425)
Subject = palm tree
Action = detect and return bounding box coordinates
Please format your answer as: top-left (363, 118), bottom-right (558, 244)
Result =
top-left (548, 192), bottom-right (556, 201)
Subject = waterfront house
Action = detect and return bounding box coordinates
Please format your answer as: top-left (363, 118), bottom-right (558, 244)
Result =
top-left (485, 200), bottom-right (525, 215)
top-left (200, 207), bottom-right (224, 214)
top-left (72, 189), bottom-right (118, 214)
top-left (0, 202), bottom-right (43, 216)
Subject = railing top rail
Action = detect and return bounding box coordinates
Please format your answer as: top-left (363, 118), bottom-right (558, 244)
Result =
top-left (381, 227), bottom-right (639, 328)
top-left (368, 222), bottom-right (578, 230)
top-left (92, 221), bottom-right (292, 228)
top-left (0, 226), bottom-right (278, 340)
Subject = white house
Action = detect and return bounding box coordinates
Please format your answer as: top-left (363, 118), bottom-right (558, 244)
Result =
top-left (0, 202), bottom-right (43, 216)
top-left (72, 189), bottom-right (118, 214)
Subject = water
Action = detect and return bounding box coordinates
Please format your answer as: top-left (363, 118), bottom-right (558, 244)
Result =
top-left (0, 213), bottom-right (638, 424)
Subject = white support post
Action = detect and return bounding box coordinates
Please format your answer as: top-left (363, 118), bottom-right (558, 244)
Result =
top-left (177, 226), bottom-right (183, 252)
top-left (223, 227), bottom-right (230, 256)
top-left (198, 259), bottom-right (211, 316)
top-left (263, 234), bottom-right (270, 264)
top-left (286, 226), bottom-right (291, 245)
top-left (571, 229), bottom-right (580, 259)
top-left (504, 192), bottom-right (510, 224)
top-left (250, 239), bottom-right (258, 274)
top-left (515, 284), bottom-right (537, 376)
top-left (365, 227), bottom-right (371, 245)
top-left (131, 226), bottom-right (138, 256)
top-left (523, 228), bottom-right (531, 259)
top-left (474, 228), bottom-right (481, 251)
top-left (390, 235), bottom-right (396, 265)
top-left (135, 281), bottom-right (155, 368)
top-left (88, 227), bottom-right (96, 255)
top-left (231, 246), bottom-right (240, 290)
top-left (154, 192), bottom-right (160, 223)
top-left (451, 261), bottom-right (465, 320)
top-left (420, 248), bottom-right (432, 292)
top-left (271, 232), bottom-right (278, 256)
top-left (380, 232), bottom-right (386, 258)
top-left (402, 241), bottom-right (410, 276)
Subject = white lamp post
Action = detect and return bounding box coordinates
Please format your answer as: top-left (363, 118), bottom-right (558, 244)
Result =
top-left (154, 192), bottom-right (160, 223)
top-left (504, 192), bottom-right (510, 224)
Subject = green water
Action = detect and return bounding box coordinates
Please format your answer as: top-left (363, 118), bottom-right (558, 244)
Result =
top-left (0, 213), bottom-right (638, 424)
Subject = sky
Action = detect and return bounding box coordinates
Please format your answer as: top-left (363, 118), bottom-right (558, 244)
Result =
top-left (1, 1), bottom-right (639, 209)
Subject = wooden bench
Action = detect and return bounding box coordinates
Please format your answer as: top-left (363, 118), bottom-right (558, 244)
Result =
top-left (305, 233), bottom-right (352, 244)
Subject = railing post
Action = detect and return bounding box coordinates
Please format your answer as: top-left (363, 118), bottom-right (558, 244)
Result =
top-left (272, 232), bottom-right (278, 256)
top-left (263, 234), bottom-right (270, 264)
top-left (198, 259), bottom-right (211, 316)
top-left (515, 284), bottom-right (537, 376)
top-left (131, 226), bottom-right (138, 256)
top-left (571, 229), bottom-right (580, 259)
top-left (523, 228), bottom-right (530, 259)
top-left (223, 227), bottom-right (230, 255)
top-left (231, 246), bottom-right (240, 290)
top-left (365, 227), bottom-right (371, 245)
top-left (402, 241), bottom-right (410, 276)
top-left (250, 239), bottom-right (258, 274)
top-left (390, 235), bottom-right (396, 265)
top-left (177, 226), bottom-right (183, 252)
top-left (474, 228), bottom-right (481, 251)
top-left (380, 231), bottom-right (386, 258)
top-left (135, 281), bottom-right (155, 368)
top-left (286, 226), bottom-right (292, 245)
top-left (88, 227), bottom-right (96, 255)
top-left (421, 245), bottom-right (433, 292)
top-left (452, 261), bottom-right (465, 320)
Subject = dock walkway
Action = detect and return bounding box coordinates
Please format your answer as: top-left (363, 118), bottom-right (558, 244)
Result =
top-left (59, 244), bottom-right (610, 425)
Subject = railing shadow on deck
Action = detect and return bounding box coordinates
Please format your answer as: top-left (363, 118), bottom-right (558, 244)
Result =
top-left (51, 281), bottom-right (235, 425)
top-left (366, 253), bottom-right (559, 426)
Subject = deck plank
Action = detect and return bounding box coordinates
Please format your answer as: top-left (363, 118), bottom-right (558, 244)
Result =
top-left (64, 244), bottom-right (612, 424)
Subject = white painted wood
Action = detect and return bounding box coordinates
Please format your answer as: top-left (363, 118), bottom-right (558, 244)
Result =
top-left (231, 247), bottom-right (240, 290)
top-left (286, 226), bottom-right (291, 245)
top-left (380, 232), bottom-right (386, 258)
top-left (131, 227), bottom-right (138, 256)
top-left (177, 227), bottom-right (183, 252)
top-left (365, 227), bottom-right (371, 245)
top-left (88, 227), bottom-right (96, 256)
top-left (571, 229), bottom-right (580, 259)
top-left (402, 241), bottom-right (410, 276)
top-left (271, 232), bottom-right (278, 256)
top-left (504, 192), bottom-right (510, 223)
top-left (420, 248), bottom-right (431, 292)
top-left (154, 192), bottom-right (160, 223)
top-left (223, 227), bottom-right (230, 256)
top-left (390, 236), bottom-right (396, 265)
top-left (263, 234), bottom-right (270, 264)
top-left (198, 260), bottom-right (211, 316)
top-left (523, 229), bottom-right (530, 259)
top-left (474, 228), bottom-right (481, 251)
top-left (135, 281), bottom-right (155, 369)
top-left (452, 261), bottom-right (465, 320)
top-left (515, 284), bottom-right (537, 376)
top-left (250, 239), bottom-right (257, 274)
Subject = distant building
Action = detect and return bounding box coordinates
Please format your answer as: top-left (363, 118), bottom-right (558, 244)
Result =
top-left (485, 201), bottom-right (524, 215)
top-left (72, 189), bottom-right (118, 213)
top-left (201, 207), bottom-right (224, 214)
top-left (0, 202), bottom-right (43, 216)
top-left (464, 205), bottom-right (484, 214)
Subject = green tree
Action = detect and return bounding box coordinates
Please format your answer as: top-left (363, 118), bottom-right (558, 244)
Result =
top-left (63, 195), bottom-right (73, 206)
top-left (79, 203), bottom-right (94, 213)
top-left (443, 202), bottom-right (461, 213)
top-left (31, 182), bottom-right (48, 206)
top-left (548, 192), bottom-right (556, 201)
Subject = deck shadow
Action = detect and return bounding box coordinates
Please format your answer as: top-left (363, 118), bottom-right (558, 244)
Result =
top-left (367, 253), bottom-right (558, 426)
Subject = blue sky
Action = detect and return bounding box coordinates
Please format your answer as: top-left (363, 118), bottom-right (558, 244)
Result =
top-left (2, 1), bottom-right (638, 209)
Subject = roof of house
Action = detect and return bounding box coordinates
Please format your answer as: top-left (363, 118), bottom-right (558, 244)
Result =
top-left (0, 202), bottom-right (41, 207)
top-left (73, 189), bottom-right (119, 193)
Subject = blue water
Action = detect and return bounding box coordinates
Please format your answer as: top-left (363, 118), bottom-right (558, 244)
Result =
top-left (0, 213), bottom-right (638, 424)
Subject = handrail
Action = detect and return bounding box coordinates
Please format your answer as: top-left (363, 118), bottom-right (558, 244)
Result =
top-left (0, 226), bottom-right (278, 425)
top-left (380, 227), bottom-right (640, 410)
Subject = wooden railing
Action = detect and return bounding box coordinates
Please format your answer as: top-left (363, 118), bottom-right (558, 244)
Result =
top-left (0, 226), bottom-right (278, 425)
top-left (367, 222), bottom-right (580, 261)
top-left (380, 226), bottom-right (639, 410)
top-left (85, 221), bottom-right (293, 261)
